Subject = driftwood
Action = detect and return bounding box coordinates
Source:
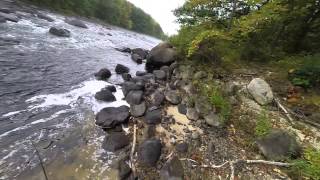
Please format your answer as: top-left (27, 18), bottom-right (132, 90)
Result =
top-left (274, 98), bottom-right (294, 124)
top-left (130, 123), bottom-right (137, 176)
top-left (180, 158), bottom-right (292, 180)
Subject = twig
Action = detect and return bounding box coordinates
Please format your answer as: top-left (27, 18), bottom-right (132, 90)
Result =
top-left (180, 158), bottom-right (293, 179)
top-left (274, 98), bottom-right (294, 124)
top-left (130, 124), bottom-right (137, 176)
top-left (30, 141), bottom-right (48, 180)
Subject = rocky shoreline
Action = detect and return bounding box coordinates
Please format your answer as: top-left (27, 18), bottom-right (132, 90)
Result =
top-left (91, 41), bottom-right (318, 179)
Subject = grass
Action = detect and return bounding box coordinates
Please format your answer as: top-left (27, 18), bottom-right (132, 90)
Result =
top-left (255, 110), bottom-right (272, 137)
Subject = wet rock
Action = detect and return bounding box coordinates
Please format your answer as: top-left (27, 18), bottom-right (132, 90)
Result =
top-left (0, 8), bottom-right (13, 14)
top-left (145, 108), bottom-right (162, 124)
top-left (102, 132), bottom-right (130, 152)
top-left (146, 42), bottom-right (177, 72)
top-left (247, 78), bottom-right (274, 105)
top-left (37, 13), bottom-right (54, 22)
top-left (49, 27), bottom-right (71, 37)
top-left (194, 71), bottom-right (207, 79)
top-left (136, 71), bottom-right (147, 76)
top-left (160, 156), bottom-right (184, 180)
top-left (95, 106), bottom-right (130, 128)
top-left (126, 90), bottom-right (143, 105)
top-left (178, 104), bottom-right (187, 115)
top-left (150, 90), bottom-right (165, 106)
top-left (105, 85), bottom-right (117, 92)
top-left (0, 12), bottom-right (19, 22)
top-left (256, 129), bottom-right (301, 161)
top-left (186, 108), bottom-right (199, 121)
top-left (165, 90), bottom-right (181, 105)
top-left (176, 142), bottom-right (188, 153)
top-left (131, 53), bottom-right (143, 64)
top-left (160, 66), bottom-right (171, 79)
top-left (130, 102), bottom-right (146, 117)
top-left (65, 18), bottom-right (88, 28)
top-left (194, 96), bottom-right (212, 116)
top-left (95, 88), bottom-right (116, 102)
top-left (115, 64), bottom-right (130, 74)
top-left (94, 68), bottom-right (111, 80)
top-left (138, 139), bottom-right (162, 166)
top-left (132, 48), bottom-right (148, 59)
top-left (153, 70), bottom-right (166, 80)
top-left (115, 47), bottom-right (131, 53)
top-left (204, 112), bottom-right (222, 127)
top-left (0, 17), bottom-right (6, 23)
top-left (122, 73), bottom-right (132, 81)
top-left (111, 160), bottom-right (132, 180)
top-left (121, 81), bottom-right (144, 96)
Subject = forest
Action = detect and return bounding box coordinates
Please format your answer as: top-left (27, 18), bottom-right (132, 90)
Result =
top-left (24, 0), bottom-right (166, 39)
top-left (170, 0), bottom-right (320, 88)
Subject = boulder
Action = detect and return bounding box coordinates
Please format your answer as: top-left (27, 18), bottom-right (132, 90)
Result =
top-left (132, 48), bottom-right (148, 59)
top-left (122, 73), bottom-right (132, 81)
top-left (204, 112), bottom-right (222, 127)
top-left (138, 139), bottom-right (162, 166)
top-left (130, 102), bottom-right (146, 117)
top-left (131, 53), bottom-right (143, 64)
top-left (136, 71), bottom-right (147, 76)
top-left (95, 88), bottom-right (116, 102)
top-left (95, 106), bottom-right (130, 128)
top-left (102, 132), bottom-right (130, 152)
top-left (160, 156), bottom-right (184, 180)
top-left (126, 90), bottom-right (143, 105)
top-left (105, 85), bottom-right (117, 92)
top-left (177, 104), bottom-right (187, 115)
top-left (247, 78), bottom-right (274, 105)
top-left (65, 18), bottom-right (88, 28)
top-left (94, 68), bottom-right (111, 80)
top-left (115, 64), bottom-right (129, 74)
top-left (165, 90), bottom-right (182, 105)
top-left (37, 13), bottom-right (54, 22)
top-left (186, 108), bottom-right (199, 121)
top-left (176, 142), bottom-right (188, 153)
top-left (256, 130), bottom-right (301, 161)
top-left (0, 12), bottom-right (19, 22)
top-left (115, 47), bottom-right (131, 53)
top-left (146, 42), bottom-right (177, 72)
top-left (121, 81), bottom-right (144, 96)
top-left (153, 70), bottom-right (166, 80)
top-left (145, 108), bottom-right (162, 124)
top-left (49, 27), bottom-right (71, 37)
top-left (150, 90), bottom-right (165, 106)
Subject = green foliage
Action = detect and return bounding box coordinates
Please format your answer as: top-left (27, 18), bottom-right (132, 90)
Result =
top-left (198, 82), bottom-right (231, 123)
top-left (290, 148), bottom-right (320, 180)
top-left (24, 0), bottom-right (165, 39)
top-left (255, 110), bottom-right (271, 137)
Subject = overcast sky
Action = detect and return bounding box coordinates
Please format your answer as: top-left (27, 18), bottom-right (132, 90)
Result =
top-left (127, 0), bottom-right (185, 35)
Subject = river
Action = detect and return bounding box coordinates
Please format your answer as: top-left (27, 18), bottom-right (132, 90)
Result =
top-left (0, 1), bottom-right (160, 179)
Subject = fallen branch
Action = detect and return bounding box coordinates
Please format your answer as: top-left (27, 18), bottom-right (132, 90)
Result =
top-left (130, 123), bottom-right (137, 176)
top-left (180, 158), bottom-right (293, 179)
top-left (30, 141), bottom-right (48, 180)
top-left (274, 98), bottom-right (294, 124)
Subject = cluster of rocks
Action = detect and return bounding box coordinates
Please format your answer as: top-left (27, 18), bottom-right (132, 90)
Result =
top-left (115, 47), bottom-right (149, 64)
top-left (92, 42), bottom-right (188, 179)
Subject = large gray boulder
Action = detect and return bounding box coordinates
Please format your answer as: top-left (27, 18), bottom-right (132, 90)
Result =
top-left (0, 12), bottom-right (19, 22)
top-left (95, 106), bottom-right (130, 128)
top-left (115, 64), bottom-right (129, 74)
top-left (65, 18), bottom-right (88, 28)
top-left (256, 130), bottom-right (301, 161)
top-left (95, 88), bottom-right (116, 102)
top-left (102, 132), bottom-right (130, 152)
top-left (146, 42), bottom-right (177, 72)
top-left (138, 139), bottom-right (162, 166)
top-left (132, 48), bottom-right (148, 59)
top-left (125, 90), bottom-right (143, 105)
top-left (49, 27), bottom-right (71, 37)
top-left (94, 68), bottom-right (111, 80)
top-left (247, 78), bottom-right (274, 105)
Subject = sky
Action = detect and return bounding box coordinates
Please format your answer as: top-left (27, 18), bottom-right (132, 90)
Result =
top-left (127, 0), bottom-right (185, 35)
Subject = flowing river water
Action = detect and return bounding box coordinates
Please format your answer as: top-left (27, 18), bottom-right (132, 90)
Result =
top-left (0, 2), bottom-right (160, 179)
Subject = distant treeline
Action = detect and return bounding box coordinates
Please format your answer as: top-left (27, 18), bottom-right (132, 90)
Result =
top-left (24, 0), bottom-right (166, 39)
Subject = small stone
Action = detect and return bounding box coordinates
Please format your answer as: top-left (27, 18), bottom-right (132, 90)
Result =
top-left (125, 90), bottom-right (143, 105)
top-left (160, 156), bottom-right (184, 180)
top-left (130, 102), bottom-right (146, 117)
top-left (247, 78), bottom-right (274, 105)
top-left (102, 132), bottom-right (130, 152)
top-left (115, 64), bottom-right (130, 74)
top-left (153, 70), bottom-right (166, 80)
top-left (165, 90), bottom-right (182, 105)
top-left (105, 85), bottom-right (117, 92)
top-left (131, 53), bottom-right (143, 64)
top-left (186, 108), bottom-right (199, 121)
top-left (204, 112), bottom-right (222, 127)
top-left (178, 104), bottom-right (187, 115)
top-left (94, 68), bottom-right (112, 80)
top-left (176, 142), bottom-right (188, 153)
top-left (136, 71), bottom-right (147, 76)
top-left (49, 27), bottom-right (71, 37)
top-left (145, 108), bottom-right (162, 124)
top-left (151, 90), bottom-right (165, 106)
top-left (138, 139), bottom-right (162, 166)
top-left (122, 73), bottom-right (132, 81)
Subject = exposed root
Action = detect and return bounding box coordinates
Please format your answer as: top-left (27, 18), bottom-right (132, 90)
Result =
top-left (180, 158), bottom-right (293, 179)
top-left (130, 123), bottom-right (137, 176)
top-left (275, 98), bottom-right (294, 124)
